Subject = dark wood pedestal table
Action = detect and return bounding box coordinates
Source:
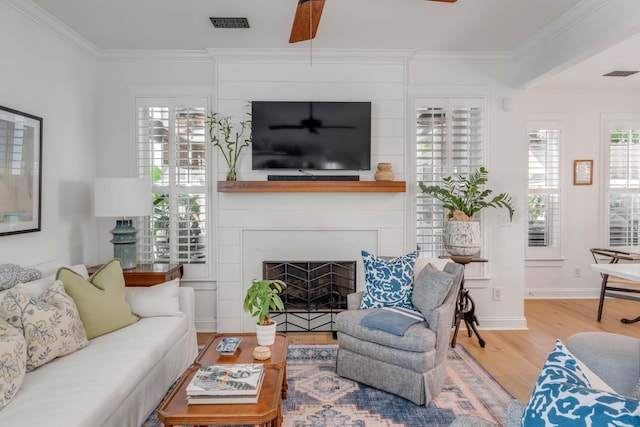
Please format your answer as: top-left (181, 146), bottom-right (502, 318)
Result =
top-left (448, 255), bottom-right (487, 348)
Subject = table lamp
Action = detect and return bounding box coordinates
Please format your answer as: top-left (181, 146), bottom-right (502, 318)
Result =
top-left (94, 177), bottom-right (151, 269)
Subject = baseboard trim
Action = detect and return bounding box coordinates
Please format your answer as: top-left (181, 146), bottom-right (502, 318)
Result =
top-left (524, 288), bottom-right (599, 299)
top-left (469, 316), bottom-right (528, 331)
top-left (195, 319), bottom-right (217, 333)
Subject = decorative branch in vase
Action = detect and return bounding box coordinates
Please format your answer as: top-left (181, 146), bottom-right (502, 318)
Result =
top-left (206, 107), bottom-right (252, 181)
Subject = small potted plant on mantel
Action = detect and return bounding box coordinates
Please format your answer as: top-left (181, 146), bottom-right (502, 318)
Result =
top-left (243, 279), bottom-right (287, 346)
top-left (419, 167), bottom-right (515, 259)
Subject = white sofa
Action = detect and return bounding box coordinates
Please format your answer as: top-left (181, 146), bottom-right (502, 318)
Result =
top-left (0, 262), bottom-right (198, 427)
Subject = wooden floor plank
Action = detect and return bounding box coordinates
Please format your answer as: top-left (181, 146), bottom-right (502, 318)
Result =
top-left (197, 298), bottom-right (640, 402)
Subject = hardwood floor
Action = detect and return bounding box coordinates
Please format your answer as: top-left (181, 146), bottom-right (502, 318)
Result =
top-left (197, 298), bottom-right (640, 402)
top-left (456, 298), bottom-right (640, 401)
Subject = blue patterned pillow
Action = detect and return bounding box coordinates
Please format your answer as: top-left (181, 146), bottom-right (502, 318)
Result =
top-left (521, 340), bottom-right (640, 426)
top-left (360, 251), bottom-right (417, 309)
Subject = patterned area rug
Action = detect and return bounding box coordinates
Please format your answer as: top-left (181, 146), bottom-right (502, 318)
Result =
top-left (143, 344), bottom-right (511, 427)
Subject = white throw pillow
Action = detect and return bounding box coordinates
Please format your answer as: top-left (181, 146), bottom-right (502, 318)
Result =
top-left (0, 319), bottom-right (26, 411)
top-left (125, 278), bottom-right (182, 317)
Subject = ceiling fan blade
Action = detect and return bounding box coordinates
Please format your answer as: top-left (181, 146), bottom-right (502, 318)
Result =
top-left (289, 0), bottom-right (325, 44)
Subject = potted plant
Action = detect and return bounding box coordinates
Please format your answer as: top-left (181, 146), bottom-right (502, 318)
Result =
top-left (418, 167), bottom-right (514, 257)
top-left (206, 108), bottom-right (251, 181)
top-left (243, 279), bottom-right (287, 346)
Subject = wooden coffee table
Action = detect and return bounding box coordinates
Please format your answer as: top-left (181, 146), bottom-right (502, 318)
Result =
top-left (158, 365), bottom-right (284, 427)
top-left (196, 332), bottom-right (290, 398)
top-left (157, 333), bottom-right (290, 427)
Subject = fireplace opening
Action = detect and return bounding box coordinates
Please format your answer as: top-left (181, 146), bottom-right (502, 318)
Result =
top-left (262, 261), bottom-right (356, 333)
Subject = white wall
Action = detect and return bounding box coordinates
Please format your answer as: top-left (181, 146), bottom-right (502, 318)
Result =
top-left (95, 59), bottom-right (216, 330)
top-left (211, 53), bottom-right (411, 332)
top-left (0, 2), bottom-right (97, 267)
top-left (525, 88), bottom-right (640, 298)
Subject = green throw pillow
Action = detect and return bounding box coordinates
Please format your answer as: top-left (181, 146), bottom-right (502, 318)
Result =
top-left (56, 259), bottom-right (138, 339)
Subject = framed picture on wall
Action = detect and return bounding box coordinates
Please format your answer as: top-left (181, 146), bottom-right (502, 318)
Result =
top-left (0, 105), bottom-right (42, 236)
top-left (574, 159), bottom-right (593, 186)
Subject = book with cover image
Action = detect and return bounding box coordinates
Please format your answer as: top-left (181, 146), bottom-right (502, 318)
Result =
top-left (186, 364), bottom-right (264, 396)
top-left (215, 337), bottom-right (242, 355)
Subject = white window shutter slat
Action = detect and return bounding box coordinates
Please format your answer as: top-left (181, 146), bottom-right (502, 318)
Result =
top-left (415, 101), bottom-right (484, 259)
top-left (135, 99), bottom-right (208, 267)
top-left (527, 128), bottom-right (561, 255)
top-left (609, 128), bottom-right (640, 246)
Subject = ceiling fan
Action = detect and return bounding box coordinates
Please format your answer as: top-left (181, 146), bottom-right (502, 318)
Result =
top-left (289, 0), bottom-right (456, 44)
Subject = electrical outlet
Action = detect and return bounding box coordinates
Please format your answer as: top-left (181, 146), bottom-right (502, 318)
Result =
top-left (574, 268), bottom-right (582, 278)
top-left (492, 287), bottom-right (502, 301)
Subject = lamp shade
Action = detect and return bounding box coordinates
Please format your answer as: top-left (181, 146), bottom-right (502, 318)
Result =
top-left (94, 177), bottom-right (151, 218)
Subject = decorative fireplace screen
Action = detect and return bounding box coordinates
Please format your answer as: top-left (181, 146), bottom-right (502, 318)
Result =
top-left (262, 261), bottom-right (356, 333)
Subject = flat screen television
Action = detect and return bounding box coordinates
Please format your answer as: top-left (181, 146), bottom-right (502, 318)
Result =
top-left (251, 101), bottom-right (371, 171)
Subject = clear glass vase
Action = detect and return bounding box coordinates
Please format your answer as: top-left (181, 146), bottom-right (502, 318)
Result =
top-left (226, 167), bottom-right (237, 181)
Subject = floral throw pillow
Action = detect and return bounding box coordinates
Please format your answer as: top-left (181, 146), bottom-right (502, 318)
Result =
top-left (0, 264), bottom-right (41, 291)
top-left (521, 340), bottom-right (640, 426)
top-left (0, 319), bottom-right (26, 410)
top-left (0, 280), bottom-right (88, 371)
top-left (360, 251), bottom-right (417, 310)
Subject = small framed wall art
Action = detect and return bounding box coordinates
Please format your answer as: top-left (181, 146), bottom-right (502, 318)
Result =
top-left (0, 105), bottom-right (43, 236)
top-left (573, 159), bottom-right (593, 186)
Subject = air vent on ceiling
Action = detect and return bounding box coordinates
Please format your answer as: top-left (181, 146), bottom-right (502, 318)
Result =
top-left (210, 17), bottom-right (250, 29)
top-left (603, 70), bottom-right (639, 77)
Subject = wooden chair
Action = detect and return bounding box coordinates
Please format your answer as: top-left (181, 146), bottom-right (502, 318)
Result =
top-left (590, 248), bottom-right (640, 322)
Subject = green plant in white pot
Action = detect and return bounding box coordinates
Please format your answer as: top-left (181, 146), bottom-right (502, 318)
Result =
top-left (419, 167), bottom-right (514, 257)
top-left (243, 279), bottom-right (286, 346)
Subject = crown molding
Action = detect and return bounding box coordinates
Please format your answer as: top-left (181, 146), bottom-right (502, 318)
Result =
top-left (97, 49), bottom-right (212, 63)
top-left (5, 0), bottom-right (614, 72)
top-left (512, 0), bottom-right (613, 61)
top-left (4, 0), bottom-right (100, 59)
top-left (206, 48), bottom-right (417, 63)
top-left (411, 51), bottom-right (513, 64)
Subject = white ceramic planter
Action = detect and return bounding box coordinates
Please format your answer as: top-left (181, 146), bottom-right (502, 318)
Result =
top-left (256, 320), bottom-right (277, 346)
top-left (444, 220), bottom-right (481, 256)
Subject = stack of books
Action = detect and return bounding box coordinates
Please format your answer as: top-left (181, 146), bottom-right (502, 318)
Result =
top-left (185, 363), bottom-right (265, 404)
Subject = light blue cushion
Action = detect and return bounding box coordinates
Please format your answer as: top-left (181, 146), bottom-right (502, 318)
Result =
top-left (521, 340), bottom-right (640, 426)
top-left (359, 251), bottom-right (417, 309)
top-left (360, 306), bottom-right (425, 336)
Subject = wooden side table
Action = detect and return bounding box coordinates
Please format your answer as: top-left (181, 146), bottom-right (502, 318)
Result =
top-left (88, 263), bottom-right (183, 287)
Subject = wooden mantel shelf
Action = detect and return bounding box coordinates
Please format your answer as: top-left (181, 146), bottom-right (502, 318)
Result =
top-left (218, 180), bottom-right (406, 193)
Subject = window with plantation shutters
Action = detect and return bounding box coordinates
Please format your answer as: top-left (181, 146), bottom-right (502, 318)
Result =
top-left (135, 98), bottom-right (209, 275)
top-left (608, 127), bottom-right (640, 246)
top-left (415, 98), bottom-right (484, 260)
top-left (527, 125), bottom-right (561, 257)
